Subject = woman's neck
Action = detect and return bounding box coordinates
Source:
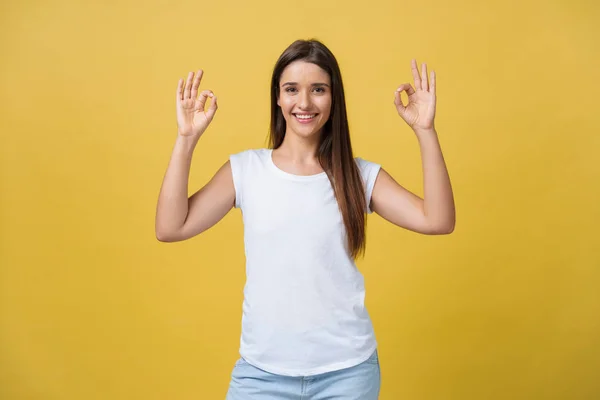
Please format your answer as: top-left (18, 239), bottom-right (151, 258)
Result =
top-left (276, 132), bottom-right (321, 161)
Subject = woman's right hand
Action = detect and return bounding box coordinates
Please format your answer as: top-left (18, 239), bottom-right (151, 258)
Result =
top-left (176, 70), bottom-right (218, 139)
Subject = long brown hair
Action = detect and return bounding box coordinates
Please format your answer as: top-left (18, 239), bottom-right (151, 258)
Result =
top-left (268, 39), bottom-right (368, 259)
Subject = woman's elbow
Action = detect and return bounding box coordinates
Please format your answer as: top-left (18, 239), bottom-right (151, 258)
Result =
top-left (427, 220), bottom-right (455, 235)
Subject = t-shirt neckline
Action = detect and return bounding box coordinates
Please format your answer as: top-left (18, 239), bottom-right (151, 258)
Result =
top-left (266, 149), bottom-right (328, 181)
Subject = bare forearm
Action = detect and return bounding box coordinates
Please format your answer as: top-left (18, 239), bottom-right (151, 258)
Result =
top-left (155, 136), bottom-right (198, 238)
top-left (416, 128), bottom-right (455, 233)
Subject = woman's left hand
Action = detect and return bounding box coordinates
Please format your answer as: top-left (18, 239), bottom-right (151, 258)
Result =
top-left (394, 59), bottom-right (436, 132)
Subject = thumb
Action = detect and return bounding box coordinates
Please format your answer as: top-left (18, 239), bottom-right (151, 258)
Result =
top-left (394, 89), bottom-right (405, 115)
top-left (394, 83), bottom-right (414, 117)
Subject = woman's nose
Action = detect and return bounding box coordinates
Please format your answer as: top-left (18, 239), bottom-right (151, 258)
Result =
top-left (299, 91), bottom-right (311, 109)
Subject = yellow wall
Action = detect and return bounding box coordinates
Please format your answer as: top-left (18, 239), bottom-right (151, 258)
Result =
top-left (1, 0), bottom-right (599, 398)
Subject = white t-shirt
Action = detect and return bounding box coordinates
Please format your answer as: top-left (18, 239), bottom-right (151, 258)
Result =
top-left (229, 148), bottom-right (381, 376)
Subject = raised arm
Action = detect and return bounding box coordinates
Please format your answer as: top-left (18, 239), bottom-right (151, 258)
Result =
top-left (155, 70), bottom-right (235, 242)
top-left (371, 60), bottom-right (455, 235)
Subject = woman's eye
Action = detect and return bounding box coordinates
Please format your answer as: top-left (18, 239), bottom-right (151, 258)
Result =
top-left (284, 87), bottom-right (326, 93)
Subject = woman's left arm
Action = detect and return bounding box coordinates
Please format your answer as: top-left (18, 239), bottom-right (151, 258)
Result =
top-left (370, 59), bottom-right (456, 235)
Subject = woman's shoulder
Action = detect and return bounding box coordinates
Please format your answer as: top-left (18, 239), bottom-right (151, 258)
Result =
top-left (353, 156), bottom-right (381, 171)
top-left (229, 148), bottom-right (272, 172)
top-left (230, 148), bottom-right (270, 161)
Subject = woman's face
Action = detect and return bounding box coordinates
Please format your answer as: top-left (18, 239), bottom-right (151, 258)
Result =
top-left (277, 60), bottom-right (332, 140)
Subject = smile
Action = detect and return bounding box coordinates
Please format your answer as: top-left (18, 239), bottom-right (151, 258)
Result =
top-left (293, 113), bottom-right (317, 123)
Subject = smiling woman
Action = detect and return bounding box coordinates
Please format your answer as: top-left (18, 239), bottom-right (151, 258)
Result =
top-left (155, 38), bottom-right (455, 399)
top-left (268, 41), bottom-right (369, 260)
top-left (280, 75), bottom-right (331, 125)
top-left (278, 64), bottom-right (332, 135)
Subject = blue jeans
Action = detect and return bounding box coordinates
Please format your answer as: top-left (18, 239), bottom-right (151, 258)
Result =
top-left (226, 350), bottom-right (381, 399)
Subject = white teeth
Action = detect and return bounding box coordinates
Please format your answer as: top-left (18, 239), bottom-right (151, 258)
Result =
top-left (295, 114), bottom-right (315, 119)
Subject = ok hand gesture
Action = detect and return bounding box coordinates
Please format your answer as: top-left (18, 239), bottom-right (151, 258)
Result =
top-left (176, 70), bottom-right (218, 139)
top-left (394, 59), bottom-right (436, 132)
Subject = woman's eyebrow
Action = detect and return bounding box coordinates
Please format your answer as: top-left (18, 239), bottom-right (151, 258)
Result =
top-left (281, 82), bottom-right (330, 87)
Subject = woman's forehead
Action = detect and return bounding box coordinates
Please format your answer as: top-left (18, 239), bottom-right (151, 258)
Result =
top-left (280, 61), bottom-right (330, 83)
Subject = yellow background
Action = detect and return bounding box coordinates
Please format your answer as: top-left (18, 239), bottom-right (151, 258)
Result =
top-left (1, 0), bottom-right (599, 398)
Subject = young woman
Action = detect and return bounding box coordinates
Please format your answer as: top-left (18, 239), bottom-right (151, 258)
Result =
top-left (156, 39), bottom-right (455, 399)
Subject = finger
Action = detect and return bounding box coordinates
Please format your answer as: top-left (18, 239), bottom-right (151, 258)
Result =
top-left (394, 84), bottom-right (414, 114)
top-left (411, 59), bottom-right (421, 90)
top-left (430, 70), bottom-right (436, 95)
top-left (176, 78), bottom-right (184, 102)
top-left (184, 71), bottom-right (194, 99)
top-left (394, 89), bottom-right (405, 109)
top-left (196, 90), bottom-right (213, 111)
top-left (421, 63), bottom-right (428, 92)
top-left (191, 69), bottom-right (203, 101)
top-left (206, 94), bottom-right (218, 119)
top-left (396, 83), bottom-right (415, 97)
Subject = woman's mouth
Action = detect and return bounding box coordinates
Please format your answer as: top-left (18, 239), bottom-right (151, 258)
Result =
top-left (293, 113), bottom-right (317, 124)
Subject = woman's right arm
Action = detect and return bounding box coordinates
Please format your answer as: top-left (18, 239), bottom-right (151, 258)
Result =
top-left (155, 69), bottom-right (235, 242)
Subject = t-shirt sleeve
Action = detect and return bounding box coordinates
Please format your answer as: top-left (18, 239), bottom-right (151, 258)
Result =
top-left (355, 157), bottom-right (382, 214)
top-left (229, 152), bottom-right (246, 209)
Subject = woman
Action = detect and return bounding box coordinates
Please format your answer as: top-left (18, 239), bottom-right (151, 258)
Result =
top-left (156, 39), bottom-right (455, 399)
